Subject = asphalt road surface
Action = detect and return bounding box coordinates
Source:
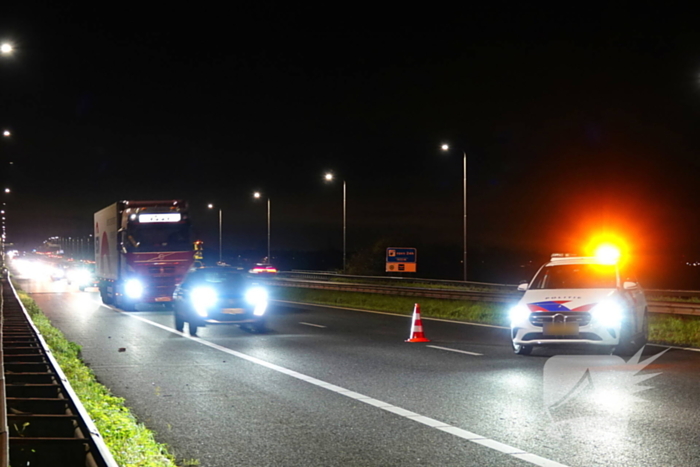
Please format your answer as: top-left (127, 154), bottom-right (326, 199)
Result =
top-left (16, 275), bottom-right (700, 467)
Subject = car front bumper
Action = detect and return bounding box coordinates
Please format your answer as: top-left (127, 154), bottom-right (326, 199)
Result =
top-left (511, 321), bottom-right (622, 347)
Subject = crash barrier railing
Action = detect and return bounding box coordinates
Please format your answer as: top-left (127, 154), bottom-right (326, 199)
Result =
top-left (0, 276), bottom-right (118, 467)
top-left (0, 272), bottom-right (7, 467)
top-left (269, 273), bottom-right (700, 316)
top-left (281, 271), bottom-right (517, 291)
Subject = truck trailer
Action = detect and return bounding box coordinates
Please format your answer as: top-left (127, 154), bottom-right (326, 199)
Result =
top-left (94, 200), bottom-right (194, 310)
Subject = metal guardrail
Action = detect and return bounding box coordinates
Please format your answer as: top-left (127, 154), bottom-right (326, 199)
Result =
top-left (1, 276), bottom-right (118, 466)
top-left (282, 271), bottom-right (517, 290)
top-left (269, 273), bottom-right (700, 316)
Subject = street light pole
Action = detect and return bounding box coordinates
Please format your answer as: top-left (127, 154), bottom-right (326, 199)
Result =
top-left (441, 144), bottom-right (467, 281)
top-left (324, 173), bottom-right (347, 272)
top-left (253, 192), bottom-right (271, 264)
top-left (208, 204), bottom-right (222, 264)
top-left (343, 180), bottom-right (346, 272)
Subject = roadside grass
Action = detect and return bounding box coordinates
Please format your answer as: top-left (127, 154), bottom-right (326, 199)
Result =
top-left (14, 288), bottom-right (196, 467)
top-left (648, 313), bottom-right (700, 348)
top-left (273, 286), bottom-right (700, 348)
top-left (274, 286), bottom-right (510, 326)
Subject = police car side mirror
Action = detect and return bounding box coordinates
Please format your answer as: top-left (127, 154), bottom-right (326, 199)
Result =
top-left (517, 282), bottom-right (529, 291)
top-left (623, 281), bottom-right (638, 290)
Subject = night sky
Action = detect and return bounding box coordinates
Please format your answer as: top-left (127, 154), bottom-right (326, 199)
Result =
top-left (2, 5), bottom-right (700, 285)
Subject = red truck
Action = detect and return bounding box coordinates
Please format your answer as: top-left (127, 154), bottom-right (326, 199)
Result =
top-left (94, 200), bottom-right (194, 310)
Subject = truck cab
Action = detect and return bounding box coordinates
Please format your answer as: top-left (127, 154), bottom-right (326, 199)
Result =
top-left (95, 200), bottom-right (194, 310)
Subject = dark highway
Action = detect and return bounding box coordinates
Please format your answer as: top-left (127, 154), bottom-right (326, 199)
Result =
top-left (18, 276), bottom-right (700, 467)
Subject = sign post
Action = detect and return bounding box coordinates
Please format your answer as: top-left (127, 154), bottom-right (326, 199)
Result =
top-left (386, 247), bottom-right (417, 273)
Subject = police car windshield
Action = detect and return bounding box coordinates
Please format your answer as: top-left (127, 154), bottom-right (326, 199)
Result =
top-left (530, 264), bottom-right (617, 289)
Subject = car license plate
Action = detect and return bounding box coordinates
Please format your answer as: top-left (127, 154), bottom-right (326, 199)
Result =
top-left (543, 322), bottom-right (579, 336)
top-left (222, 308), bottom-right (245, 314)
top-left (155, 297), bottom-right (172, 302)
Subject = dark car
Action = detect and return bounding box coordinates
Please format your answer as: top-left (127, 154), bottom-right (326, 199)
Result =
top-left (173, 266), bottom-right (269, 336)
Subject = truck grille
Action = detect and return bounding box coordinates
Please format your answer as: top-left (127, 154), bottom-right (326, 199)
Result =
top-left (148, 266), bottom-right (176, 275)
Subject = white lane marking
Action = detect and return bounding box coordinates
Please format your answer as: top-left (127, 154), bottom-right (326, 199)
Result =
top-left (113, 309), bottom-right (569, 467)
top-left (427, 345), bottom-right (483, 356)
top-left (299, 322), bottom-right (327, 328)
top-left (274, 299), bottom-right (509, 329)
top-left (648, 343), bottom-right (700, 353)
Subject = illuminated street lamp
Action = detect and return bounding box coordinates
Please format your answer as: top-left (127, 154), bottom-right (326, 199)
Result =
top-left (441, 143), bottom-right (468, 281)
top-left (324, 172), bottom-right (347, 272)
top-left (3, 130), bottom-right (10, 137)
top-left (253, 191), bottom-right (271, 263)
top-left (0, 43), bottom-right (13, 55)
top-left (207, 203), bottom-right (223, 264)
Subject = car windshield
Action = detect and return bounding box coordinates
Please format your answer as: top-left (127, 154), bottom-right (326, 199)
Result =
top-left (186, 270), bottom-right (246, 288)
top-left (126, 223), bottom-right (191, 252)
top-left (530, 263), bottom-right (617, 289)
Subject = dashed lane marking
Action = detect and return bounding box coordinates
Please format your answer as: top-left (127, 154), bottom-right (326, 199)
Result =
top-left (427, 345), bottom-right (483, 356)
top-left (299, 322), bottom-right (327, 328)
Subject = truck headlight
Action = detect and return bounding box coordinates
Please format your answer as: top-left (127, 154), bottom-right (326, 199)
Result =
top-left (509, 304), bottom-right (531, 324)
top-left (125, 279), bottom-right (143, 299)
top-left (191, 287), bottom-right (217, 317)
top-left (591, 300), bottom-right (624, 327)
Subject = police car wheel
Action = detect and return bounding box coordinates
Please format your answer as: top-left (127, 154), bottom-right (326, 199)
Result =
top-left (512, 342), bottom-right (533, 355)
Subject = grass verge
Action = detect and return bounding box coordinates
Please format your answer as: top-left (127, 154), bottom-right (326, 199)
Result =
top-left (276, 287), bottom-right (511, 326)
top-left (14, 287), bottom-right (197, 467)
top-left (273, 286), bottom-right (700, 348)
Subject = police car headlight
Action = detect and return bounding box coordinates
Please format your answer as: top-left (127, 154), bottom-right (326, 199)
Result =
top-left (191, 287), bottom-right (218, 317)
top-left (509, 305), bottom-right (531, 324)
top-left (591, 300), bottom-right (624, 327)
top-left (125, 279), bottom-right (143, 299)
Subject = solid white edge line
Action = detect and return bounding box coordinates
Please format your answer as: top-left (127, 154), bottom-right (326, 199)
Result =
top-left (274, 299), bottom-right (510, 329)
top-left (299, 321), bottom-right (327, 328)
top-left (109, 306), bottom-right (571, 467)
top-left (427, 345), bottom-right (483, 356)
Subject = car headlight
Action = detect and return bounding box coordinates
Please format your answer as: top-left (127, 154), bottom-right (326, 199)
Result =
top-left (509, 304), bottom-right (531, 324)
top-left (591, 300), bottom-right (624, 327)
top-left (246, 287), bottom-right (268, 316)
top-left (245, 287), bottom-right (268, 305)
top-left (125, 279), bottom-right (144, 299)
top-left (191, 287), bottom-right (218, 317)
top-left (71, 269), bottom-right (92, 285)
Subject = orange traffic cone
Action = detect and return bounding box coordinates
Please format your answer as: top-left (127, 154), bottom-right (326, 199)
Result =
top-left (406, 303), bottom-right (430, 342)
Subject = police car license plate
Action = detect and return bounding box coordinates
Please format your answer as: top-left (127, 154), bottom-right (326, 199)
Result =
top-left (543, 322), bottom-right (579, 336)
top-left (222, 308), bottom-right (245, 314)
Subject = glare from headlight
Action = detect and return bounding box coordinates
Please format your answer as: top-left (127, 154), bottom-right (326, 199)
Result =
top-left (125, 279), bottom-right (144, 299)
top-left (591, 300), bottom-right (624, 327)
top-left (69, 269), bottom-right (92, 285)
top-left (509, 304), bottom-right (531, 323)
top-left (191, 287), bottom-right (218, 317)
top-left (245, 287), bottom-right (268, 305)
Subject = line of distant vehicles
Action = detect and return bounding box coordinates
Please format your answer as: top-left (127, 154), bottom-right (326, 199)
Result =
top-left (12, 199), bottom-right (278, 336)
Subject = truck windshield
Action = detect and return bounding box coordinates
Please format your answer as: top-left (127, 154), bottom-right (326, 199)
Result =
top-left (126, 223), bottom-right (191, 252)
top-left (530, 264), bottom-right (617, 289)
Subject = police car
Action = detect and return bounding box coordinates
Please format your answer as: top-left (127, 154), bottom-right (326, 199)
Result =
top-left (509, 250), bottom-right (648, 355)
